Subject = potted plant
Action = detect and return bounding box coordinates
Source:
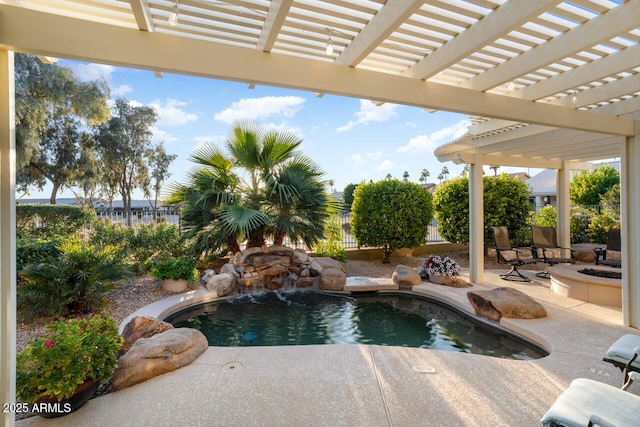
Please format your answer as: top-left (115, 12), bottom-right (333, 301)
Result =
top-left (16, 315), bottom-right (123, 418)
top-left (150, 256), bottom-right (198, 292)
top-left (419, 255), bottom-right (461, 285)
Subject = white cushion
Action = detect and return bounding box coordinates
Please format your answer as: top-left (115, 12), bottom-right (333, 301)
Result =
top-left (606, 334), bottom-right (640, 369)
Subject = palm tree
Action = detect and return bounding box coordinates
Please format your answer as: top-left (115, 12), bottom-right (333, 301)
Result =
top-left (402, 171), bottom-right (409, 182)
top-left (419, 168), bottom-right (430, 184)
top-left (490, 165), bottom-right (500, 176)
top-left (166, 120), bottom-right (334, 255)
top-left (441, 166), bottom-right (449, 181)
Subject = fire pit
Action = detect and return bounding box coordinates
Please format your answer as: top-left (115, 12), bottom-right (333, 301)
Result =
top-left (578, 269), bottom-right (622, 280)
top-left (549, 265), bottom-right (622, 307)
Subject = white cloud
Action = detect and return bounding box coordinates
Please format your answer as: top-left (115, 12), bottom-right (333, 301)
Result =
top-left (214, 96), bottom-right (305, 124)
top-left (350, 154), bottom-right (365, 165)
top-left (193, 135), bottom-right (221, 144)
top-left (337, 100), bottom-right (399, 131)
top-left (396, 119), bottom-right (470, 153)
top-left (376, 160), bottom-right (396, 171)
top-left (149, 99), bottom-right (199, 127)
top-left (151, 127), bottom-right (178, 144)
top-left (366, 151), bottom-right (387, 161)
top-left (111, 84), bottom-right (132, 97)
top-left (70, 63), bottom-right (115, 81)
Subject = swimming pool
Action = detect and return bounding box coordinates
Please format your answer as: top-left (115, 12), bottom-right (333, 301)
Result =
top-left (166, 291), bottom-right (547, 360)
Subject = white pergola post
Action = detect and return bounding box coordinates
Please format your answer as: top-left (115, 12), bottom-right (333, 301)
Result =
top-left (621, 121), bottom-right (640, 327)
top-left (469, 160), bottom-right (484, 284)
top-left (0, 49), bottom-right (16, 427)
top-left (556, 162), bottom-right (571, 248)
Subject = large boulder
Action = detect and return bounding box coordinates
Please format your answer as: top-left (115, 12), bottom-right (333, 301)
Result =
top-left (206, 272), bottom-right (237, 296)
top-left (314, 257), bottom-right (345, 272)
top-left (120, 316), bottom-right (174, 356)
top-left (112, 328), bottom-right (208, 391)
top-left (467, 287), bottom-right (547, 321)
top-left (392, 264), bottom-right (422, 288)
top-left (574, 248), bottom-right (596, 264)
top-left (319, 268), bottom-right (346, 291)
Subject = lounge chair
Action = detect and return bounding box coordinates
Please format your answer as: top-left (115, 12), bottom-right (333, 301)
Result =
top-left (531, 226), bottom-right (575, 279)
top-left (594, 228), bottom-right (621, 268)
top-left (540, 375), bottom-right (640, 427)
top-left (492, 226), bottom-right (537, 282)
top-left (603, 334), bottom-right (640, 387)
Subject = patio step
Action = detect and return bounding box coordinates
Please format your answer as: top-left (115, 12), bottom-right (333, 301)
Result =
top-left (344, 276), bottom-right (398, 292)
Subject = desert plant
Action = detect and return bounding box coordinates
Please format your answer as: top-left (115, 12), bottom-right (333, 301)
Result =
top-left (18, 241), bottom-right (131, 322)
top-left (150, 256), bottom-right (198, 282)
top-left (16, 315), bottom-right (122, 403)
top-left (351, 179), bottom-right (433, 263)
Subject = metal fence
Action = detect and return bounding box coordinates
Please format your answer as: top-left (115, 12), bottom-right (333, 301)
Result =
top-left (92, 207), bottom-right (444, 249)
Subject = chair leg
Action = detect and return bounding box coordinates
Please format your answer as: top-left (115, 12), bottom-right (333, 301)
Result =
top-left (536, 270), bottom-right (550, 279)
top-left (500, 265), bottom-right (532, 282)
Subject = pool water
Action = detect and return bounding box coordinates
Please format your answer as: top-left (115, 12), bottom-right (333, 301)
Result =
top-left (166, 291), bottom-right (546, 360)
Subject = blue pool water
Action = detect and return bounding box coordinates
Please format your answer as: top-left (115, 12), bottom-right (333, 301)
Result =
top-left (166, 291), bottom-right (546, 360)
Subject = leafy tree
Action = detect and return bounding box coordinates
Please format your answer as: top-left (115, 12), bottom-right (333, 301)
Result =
top-left (166, 120), bottom-right (334, 256)
top-left (351, 179), bottom-right (433, 263)
top-left (147, 144), bottom-right (177, 221)
top-left (570, 164), bottom-right (619, 206)
top-left (419, 168), bottom-right (430, 184)
top-left (95, 98), bottom-right (158, 225)
top-left (342, 183), bottom-right (358, 211)
top-left (14, 54), bottom-right (110, 203)
top-left (433, 174), bottom-right (531, 244)
top-left (69, 132), bottom-right (102, 205)
top-left (599, 183), bottom-right (620, 219)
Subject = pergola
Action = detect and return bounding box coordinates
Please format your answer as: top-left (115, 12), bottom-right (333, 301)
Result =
top-left (1, 1), bottom-right (639, 423)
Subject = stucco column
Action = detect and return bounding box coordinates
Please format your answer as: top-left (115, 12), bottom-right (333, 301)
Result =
top-left (621, 121), bottom-right (640, 328)
top-left (556, 162), bottom-right (570, 249)
top-left (0, 49), bottom-right (16, 427)
top-left (469, 160), bottom-right (484, 284)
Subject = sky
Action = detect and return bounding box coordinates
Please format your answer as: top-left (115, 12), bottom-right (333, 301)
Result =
top-left (25, 59), bottom-right (536, 201)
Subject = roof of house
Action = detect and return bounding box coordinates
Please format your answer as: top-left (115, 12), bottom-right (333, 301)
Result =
top-left (527, 161), bottom-right (620, 196)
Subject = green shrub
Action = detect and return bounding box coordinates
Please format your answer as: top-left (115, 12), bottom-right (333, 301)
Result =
top-left (532, 205), bottom-right (556, 228)
top-left (351, 179), bottom-right (433, 263)
top-left (89, 221), bottom-right (187, 274)
top-left (16, 205), bottom-right (94, 239)
top-left (533, 205), bottom-right (593, 244)
top-left (18, 241), bottom-right (131, 322)
top-left (313, 216), bottom-right (346, 262)
top-left (433, 174), bottom-right (531, 244)
top-left (16, 237), bottom-right (61, 272)
top-left (570, 164), bottom-right (619, 206)
top-left (588, 213), bottom-right (617, 244)
top-left (150, 257), bottom-right (198, 282)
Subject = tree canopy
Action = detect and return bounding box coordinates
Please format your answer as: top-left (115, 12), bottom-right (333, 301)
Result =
top-left (570, 164), bottom-right (619, 206)
top-left (15, 54), bottom-right (110, 202)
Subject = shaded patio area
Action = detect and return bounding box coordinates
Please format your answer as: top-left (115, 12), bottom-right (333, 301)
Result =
top-left (16, 270), bottom-right (639, 427)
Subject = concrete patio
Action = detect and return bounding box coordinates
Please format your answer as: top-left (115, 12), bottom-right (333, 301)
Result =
top-left (16, 270), bottom-right (640, 427)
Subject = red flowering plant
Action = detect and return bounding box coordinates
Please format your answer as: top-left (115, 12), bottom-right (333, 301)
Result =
top-left (418, 255), bottom-right (461, 279)
top-left (16, 315), bottom-right (123, 403)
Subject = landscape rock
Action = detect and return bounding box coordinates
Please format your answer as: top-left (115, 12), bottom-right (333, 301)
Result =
top-left (292, 250), bottom-right (310, 264)
top-left (319, 268), bottom-right (346, 291)
top-left (392, 264), bottom-right (422, 288)
top-left (220, 263), bottom-right (239, 277)
top-left (314, 257), bottom-right (346, 272)
top-left (120, 316), bottom-right (174, 356)
top-left (467, 287), bottom-right (547, 321)
top-left (309, 260), bottom-right (323, 276)
top-left (200, 269), bottom-right (215, 285)
top-left (574, 248), bottom-right (596, 263)
top-left (112, 328), bottom-right (208, 391)
top-left (206, 272), bottom-right (237, 296)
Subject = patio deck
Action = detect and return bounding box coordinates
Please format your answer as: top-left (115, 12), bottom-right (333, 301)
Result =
top-left (16, 270), bottom-right (640, 427)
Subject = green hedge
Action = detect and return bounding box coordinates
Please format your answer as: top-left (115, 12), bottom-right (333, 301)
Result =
top-left (17, 205), bottom-right (94, 239)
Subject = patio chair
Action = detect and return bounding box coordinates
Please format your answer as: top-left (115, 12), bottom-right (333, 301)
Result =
top-left (603, 334), bottom-right (640, 388)
top-left (492, 226), bottom-right (537, 282)
top-left (594, 228), bottom-right (621, 268)
top-left (540, 375), bottom-right (640, 427)
top-left (531, 226), bottom-right (575, 279)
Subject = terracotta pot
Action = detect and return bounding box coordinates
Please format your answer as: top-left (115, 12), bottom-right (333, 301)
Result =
top-left (162, 278), bottom-right (189, 293)
top-left (428, 273), bottom-right (453, 285)
top-left (34, 379), bottom-right (100, 418)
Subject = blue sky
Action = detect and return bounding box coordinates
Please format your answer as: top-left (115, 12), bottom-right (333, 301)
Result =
top-left (26, 59), bottom-right (533, 200)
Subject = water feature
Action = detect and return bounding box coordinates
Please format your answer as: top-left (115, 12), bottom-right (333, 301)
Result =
top-left (165, 291), bottom-right (547, 360)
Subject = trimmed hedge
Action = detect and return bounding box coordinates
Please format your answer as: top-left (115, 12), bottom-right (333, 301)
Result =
top-left (17, 204), bottom-right (94, 239)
